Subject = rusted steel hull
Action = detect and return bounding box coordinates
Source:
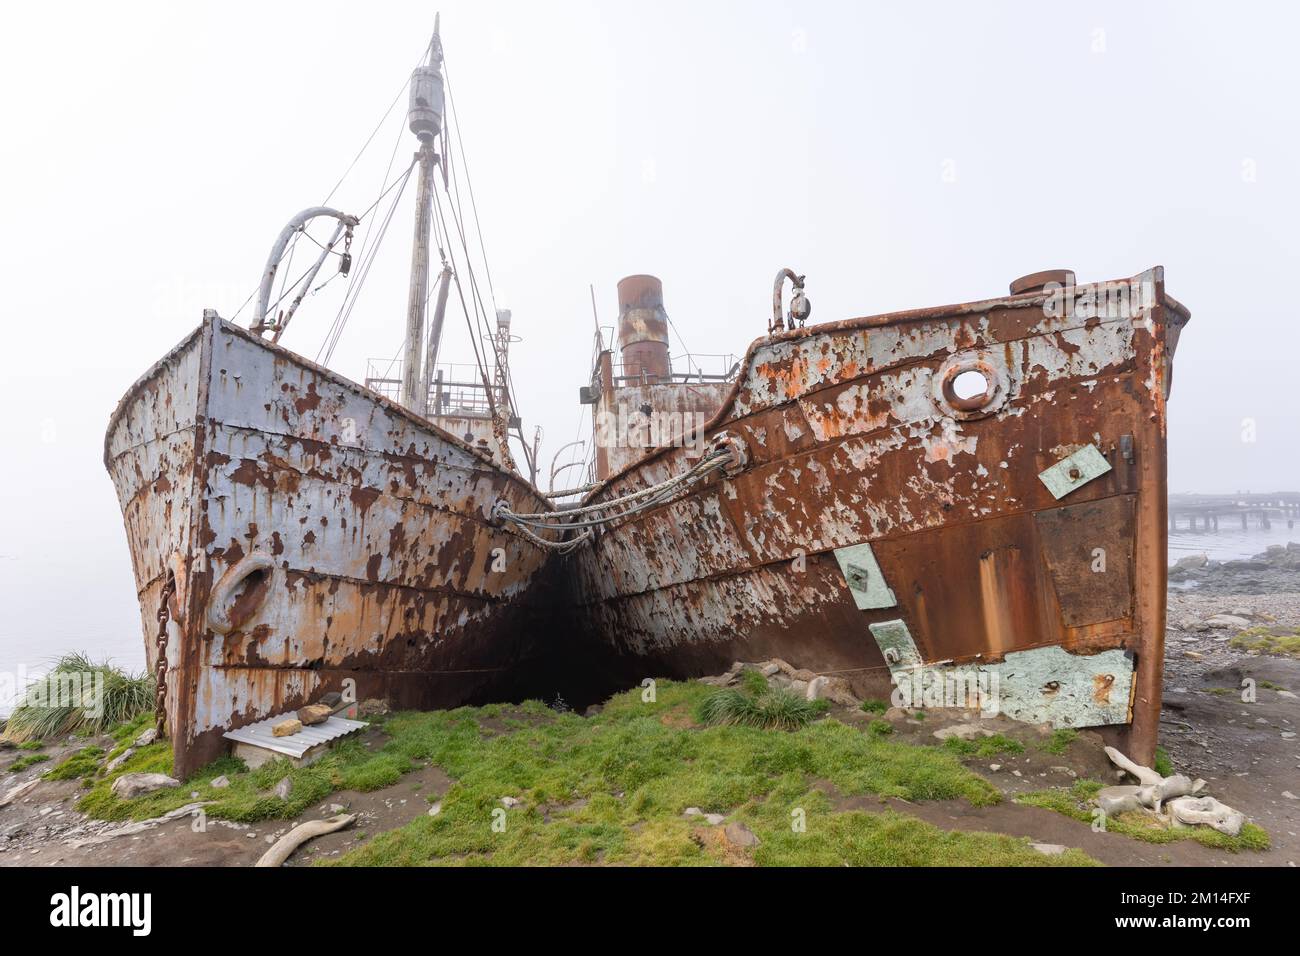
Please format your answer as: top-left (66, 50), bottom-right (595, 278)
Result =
top-left (570, 268), bottom-right (1189, 763)
top-left (105, 316), bottom-right (555, 777)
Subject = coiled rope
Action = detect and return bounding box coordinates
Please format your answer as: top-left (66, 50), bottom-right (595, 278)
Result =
top-left (495, 448), bottom-right (733, 551)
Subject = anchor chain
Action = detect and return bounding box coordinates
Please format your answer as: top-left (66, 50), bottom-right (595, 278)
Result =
top-left (154, 573), bottom-right (176, 737)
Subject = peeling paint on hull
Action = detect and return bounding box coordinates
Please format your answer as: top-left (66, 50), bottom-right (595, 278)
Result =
top-left (105, 316), bottom-right (555, 778)
top-left (571, 268), bottom-right (1189, 764)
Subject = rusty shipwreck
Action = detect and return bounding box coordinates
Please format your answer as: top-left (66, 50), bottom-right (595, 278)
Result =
top-left (104, 22), bottom-right (568, 777)
top-left (554, 268), bottom-right (1188, 763)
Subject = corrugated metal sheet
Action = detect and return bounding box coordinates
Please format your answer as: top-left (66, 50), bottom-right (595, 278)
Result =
top-left (223, 714), bottom-right (368, 760)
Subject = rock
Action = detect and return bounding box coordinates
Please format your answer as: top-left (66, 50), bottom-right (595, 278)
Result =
top-left (133, 727), bottom-right (159, 748)
top-left (1282, 791), bottom-right (1297, 801)
top-left (805, 676), bottom-right (829, 701)
top-left (789, 680), bottom-right (809, 696)
top-left (760, 663), bottom-right (781, 677)
top-left (724, 822), bottom-right (760, 847)
top-left (989, 764), bottom-right (1002, 772)
top-left (1202, 614), bottom-right (1253, 630)
top-left (500, 796), bottom-right (520, 808)
top-left (105, 747), bottom-right (136, 772)
top-left (329, 803), bottom-right (346, 814)
top-left (297, 704), bottom-right (332, 726)
top-left (211, 775), bottom-right (230, 789)
top-left (1097, 785), bottom-right (1146, 816)
top-left (683, 807), bottom-right (702, 816)
top-left (319, 691), bottom-right (343, 708)
top-left (1170, 553), bottom-right (1209, 573)
top-left (1277, 690), bottom-right (1298, 700)
top-left (933, 722), bottom-right (990, 742)
top-left (704, 814), bottom-right (726, 825)
top-left (272, 719), bottom-right (303, 738)
top-left (358, 699), bottom-right (390, 717)
top-left (110, 773), bottom-right (179, 800)
top-left (1030, 843), bottom-right (1067, 856)
top-left (427, 801), bottom-right (442, 817)
top-left (273, 777), bottom-right (293, 800)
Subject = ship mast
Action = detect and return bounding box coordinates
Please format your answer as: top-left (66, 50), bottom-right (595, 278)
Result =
top-left (400, 17), bottom-right (447, 414)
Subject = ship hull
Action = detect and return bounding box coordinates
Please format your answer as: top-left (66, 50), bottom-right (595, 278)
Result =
top-left (105, 316), bottom-right (556, 777)
top-left (570, 268), bottom-right (1188, 763)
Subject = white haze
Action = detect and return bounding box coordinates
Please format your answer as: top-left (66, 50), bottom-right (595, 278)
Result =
top-left (0, 0), bottom-right (1296, 679)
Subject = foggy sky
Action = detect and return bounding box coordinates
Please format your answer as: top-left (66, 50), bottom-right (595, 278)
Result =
top-left (1, 0), bottom-right (1296, 674)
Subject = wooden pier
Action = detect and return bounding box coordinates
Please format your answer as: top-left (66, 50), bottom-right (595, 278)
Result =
top-left (1168, 492), bottom-right (1300, 532)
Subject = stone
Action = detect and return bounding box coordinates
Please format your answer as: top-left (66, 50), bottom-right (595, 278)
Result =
top-left (297, 704), bottom-right (332, 726)
top-left (932, 722), bottom-right (990, 742)
top-left (1202, 614), bottom-right (1253, 630)
top-left (111, 773), bottom-right (179, 800)
top-left (133, 728), bottom-right (159, 748)
top-left (500, 796), bottom-right (520, 808)
top-left (211, 775), bottom-right (230, 789)
top-left (1170, 553), bottom-right (1209, 573)
top-left (704, 814), bottom-right (726, 825)
top-left (1282, 791), bottom-right (1297, 801)
top-left (1030, 843), bottom-right (1067, 856)
top-left (789, 680), bottom-right (809, 696)
top-left (427, 801), bottom-right (442, 817)
top-left (989, 764), bottom-right (1002, 772)
top-left (805, 677), bottom-right (829, 701)
top-left (329, 803), bottom-right (346, 814)
top-left (683, 807), bottom-right (702, 816)
top-left (273, 777), bottom-right (293, 800)
top-left (105, 747), bottom-right (136, 772)
top-left (319, 691), bottom-right (343, 708)
top-left (1277, 690), bottom-right (1298, 700)
top-left (724, 821), bottom-right (760, 847)
top-left (359, 699), bottom-right (390, 717)
top-left (272, 719), bottom-right (302, 738)
top-left (760, 663), bottom-right (781, 677)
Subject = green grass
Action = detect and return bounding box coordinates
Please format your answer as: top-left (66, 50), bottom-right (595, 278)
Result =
top-left (1153, 746), bottom-right (1174, 779)
top-left (694, 683), bottom-right (829, 731)
top-left (1038, 728), bottom-right (1078, 755)
top-left (8, 753), bottom-right (51, 773)
top-left (43, 746), bottom-right (106, 782)
top-left (17, 741), bottom-right (44, 751)
top-left (1016, 780), bottom-right (1269, 852)
top-left (2, 653), bottom-right (154, 743)
top-left (942, 733), bottom-right (1025, 759)
top-left (866, 719), bottom-right (894, 738)
top-left (860, 698), bottom-right (889, 715)
top-left (1230, 626), bottom-right (1300, 658)
top-left (75, 680), bottom-right (1075, 866)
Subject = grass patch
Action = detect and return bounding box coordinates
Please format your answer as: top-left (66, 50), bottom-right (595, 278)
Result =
top-left (8, 753), bottom-right (51, 773)
top-left (943, 733), bottom-right (1025, 759)
top-left (1016, 780), bottom-right (1269, 852)
top-left (2, 653), bottom-right (154, 743)
top-left (695, 685), bottom-right (829, 731)
top-left (43, 746), bottom-right (105, 782)
top-left (1038, 728), bottom-right (1078, 755)
top-left (17, 741), bottom-right (44, 751)
top-left (1153, 746), bottom-right (1174, 778)
top-left (866, 719), bottom-right (894, 738)
top-left (1230, 626), bottom-right (1300, 658)
top-left (75, 680), bottom-right (1098, 866)
top-left (860, 699), bottom-right (889, 715)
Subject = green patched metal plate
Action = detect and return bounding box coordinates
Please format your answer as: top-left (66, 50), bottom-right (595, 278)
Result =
top-left (1038, 444), bottom-right (1112, 500)
top-left (834, 542), bottom-right (897, 610)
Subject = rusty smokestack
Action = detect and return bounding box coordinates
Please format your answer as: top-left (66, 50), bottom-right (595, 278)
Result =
top-left (616, 274), bottom-right (672, 382)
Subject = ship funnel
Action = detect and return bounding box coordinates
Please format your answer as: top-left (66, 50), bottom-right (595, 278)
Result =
top-left (616, 275), bottom-right (671, 382)
top-left (408, 24), bottom-right (445, 142)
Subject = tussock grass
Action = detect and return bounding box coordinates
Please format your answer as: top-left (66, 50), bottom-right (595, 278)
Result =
top-left (2, 653), bottom-right (154, 743)
top-left (1037, 728), bottom-right (1078, 755)
top-left (943, 733), bottom-right (1024, 759)
top-left (694, 687), bottom-right (829, 731)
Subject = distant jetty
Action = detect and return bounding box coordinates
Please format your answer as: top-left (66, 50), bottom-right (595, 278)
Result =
top-left (1168, 492), bottom-right (1300, 532)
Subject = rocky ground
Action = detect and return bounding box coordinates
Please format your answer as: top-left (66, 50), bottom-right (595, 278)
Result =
top-left (1, 545), bottom-right (1296, 867)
